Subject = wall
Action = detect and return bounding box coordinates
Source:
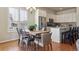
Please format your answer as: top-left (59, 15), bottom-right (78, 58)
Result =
top-left (27, 9), bottom-right (36, 28)
top-left (0, 7), bottom-right (18, 42)
top-left (0, 7), bottom-right (36, 42)
top-left (38, 9), bottom-right (46, 17)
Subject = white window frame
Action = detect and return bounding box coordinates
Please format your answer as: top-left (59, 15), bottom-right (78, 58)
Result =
top-left (8, 8), bottom-right (27, 32)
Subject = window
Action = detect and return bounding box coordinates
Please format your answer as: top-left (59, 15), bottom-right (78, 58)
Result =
top-left (9, 8), bottom-right (19, 21)
top-left (20, 9), bottom-right (27, 21)
top-left (8, 8), bottom-right (27, 32)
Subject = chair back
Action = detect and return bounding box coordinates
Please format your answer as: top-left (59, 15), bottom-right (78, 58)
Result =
top-left (16, 28), bottom-right (29, 38)
top-left (41, 32), bottom-right (52, 46)
top-left (77, 27), bottom-right (79, 39)
top-left (16, 28), bottom-right (21, 38)
top-left (20, 29), bottom-right (30, 38)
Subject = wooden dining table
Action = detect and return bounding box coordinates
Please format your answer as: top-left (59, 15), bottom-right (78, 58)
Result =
top-left (29, 30), bottom-right (49, 35)
top-left (28, 30), bottom-right (49, 50)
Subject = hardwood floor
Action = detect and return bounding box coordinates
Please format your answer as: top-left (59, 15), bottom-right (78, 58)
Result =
top-left (0, 40), bottom-right (76, 51)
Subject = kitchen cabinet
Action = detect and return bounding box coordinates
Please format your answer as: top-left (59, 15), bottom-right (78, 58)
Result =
top-left (38, 9), bottom-right (46, 17)
top-left (72, 13), bottom-right (76, 22)
top-left (50, 27), bottom-right (69, 43)
top-left (55, 12), bottom-right (76, 22)
top-left (46, 13), bottom-right (56, 22)
top-left (50, 27), bottom-right (61, 43)
top-left (76, 8), bottom-right (79, 26)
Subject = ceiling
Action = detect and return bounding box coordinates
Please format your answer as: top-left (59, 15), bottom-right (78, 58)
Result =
top-left (40, 7), bottom-right (76, 12)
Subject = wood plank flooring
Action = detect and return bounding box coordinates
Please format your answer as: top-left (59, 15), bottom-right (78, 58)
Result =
top-left (0, 40), bottom-right (76, 51)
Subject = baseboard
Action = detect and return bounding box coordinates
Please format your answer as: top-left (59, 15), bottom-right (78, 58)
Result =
top-left (0, 38), bottom-right (18, 44)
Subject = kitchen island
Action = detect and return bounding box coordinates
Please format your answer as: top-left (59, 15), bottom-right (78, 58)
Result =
top-left (50, 27), bottom-right (69, 43)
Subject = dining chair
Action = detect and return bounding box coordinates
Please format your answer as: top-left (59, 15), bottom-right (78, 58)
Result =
top-left (41, 33), bottom-right (52, 51)
top-left (16, 28), bottom-right (36, 50)
top-left (63, 27), bottom-right (74, 45)
top-left (16, 28), bottom-right (29, 46)
top-left (35, 32), bottom-right (52, 51)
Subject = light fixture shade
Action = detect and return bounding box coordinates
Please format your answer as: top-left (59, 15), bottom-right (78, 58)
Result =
top-left (26, 7), bottom-right (36, 13)
top-left (26, 7), bottom-right (36, 10)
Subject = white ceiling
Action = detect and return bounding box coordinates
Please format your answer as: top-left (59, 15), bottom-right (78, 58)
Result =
top-left (39, 7), bottom-right (76, 12)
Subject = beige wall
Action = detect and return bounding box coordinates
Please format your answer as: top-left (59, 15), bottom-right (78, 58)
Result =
top-left (27, 9), bottom-right (36, 27)
top-left (0, 7), bottom-right (8, 41)
top-left (0, 7), bottom-right (36, 42)
top-left (0, 7), bottom-right (18, 42)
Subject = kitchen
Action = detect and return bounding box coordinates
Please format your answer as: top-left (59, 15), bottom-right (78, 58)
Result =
top-left (35, 7), bottom-right (77, 44)
top-left (0, 7), bottom-right (78, 51)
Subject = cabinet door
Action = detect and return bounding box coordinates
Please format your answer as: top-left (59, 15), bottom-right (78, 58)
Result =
top-left (65, 13), bottom-right (71, 22)
top-left (51, 28), bottom-right (60, 43)
top-left (56, 14), bottom-right (65, 22)
top-left (39, 9), bottom-right (46, 17)
top-left (59, 15), bottom-right (62, 22)
top-left (56, 13), bottom-right (76, 22)
top-left (56, 15), bottom-right (61, 22)
top-left (47, 13), bottom-right (56, 22)
top-left (66, 13), bottom-right (76, 22)
top-left (72, 13), bottom-right (76, 22)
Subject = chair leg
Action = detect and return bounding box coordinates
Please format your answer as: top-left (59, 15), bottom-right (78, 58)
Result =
top-left (70, 39), bottom-right (73, 46)
top-left (45, 45), bottom-right (48, 51)
top-left (37, 40), bottom-right (39, 51)
top-left (45, 45), bottom-right (49, 51)
top-left (49, 43), bottom-right (52, 51)
top-left (34, 43), bottom-right (36, 51)
top-left (44, 45), bottom-right (46, 51)
top-left (18, 39), bottom-right (20, 45)
top-left (27, 45), bottom-right (29, 51)
top-left (48, 45), bottom-right (50, 51)
top-left (27, 42), bottom-right (31, 51)
top-left (31, 42), bottom-right (36, 51)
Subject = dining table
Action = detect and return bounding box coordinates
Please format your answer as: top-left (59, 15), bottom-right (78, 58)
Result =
top-left (29, 30), bottom-right (49, 35)
top-left (27, 30), bottom-right (49, 50)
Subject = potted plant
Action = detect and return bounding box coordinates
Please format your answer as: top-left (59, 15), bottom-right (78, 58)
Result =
top-left (29, 24), bottom-right (37, 31)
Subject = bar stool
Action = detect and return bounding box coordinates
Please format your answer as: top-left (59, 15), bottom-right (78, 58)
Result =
top-left (65, 31), bottom-right (73, 45)
top-left (62, 27), bottom-right (73, 45)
